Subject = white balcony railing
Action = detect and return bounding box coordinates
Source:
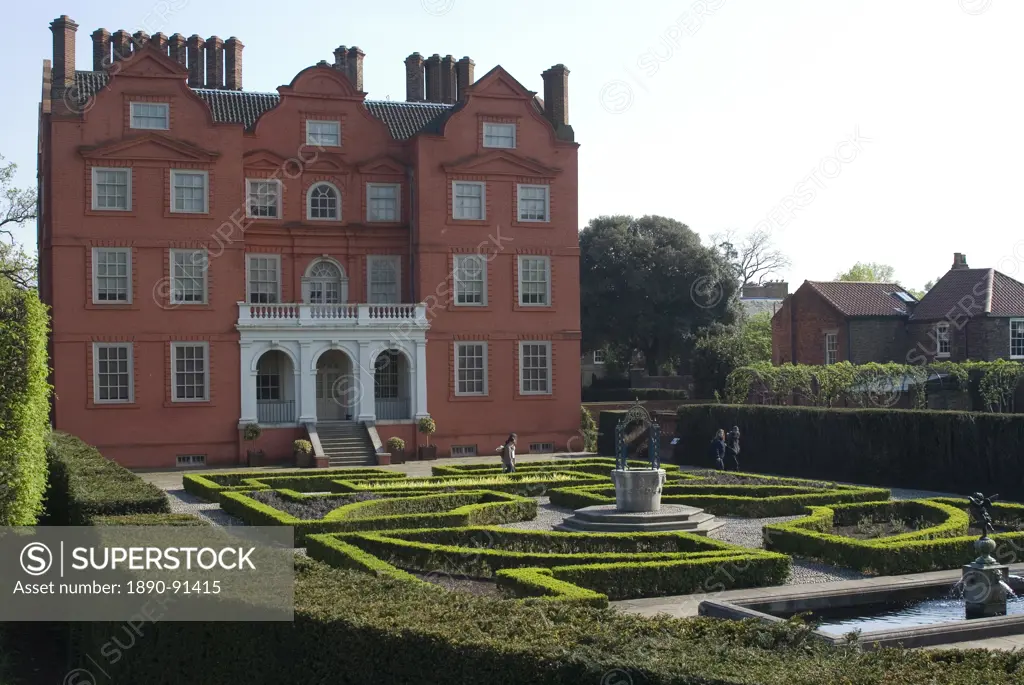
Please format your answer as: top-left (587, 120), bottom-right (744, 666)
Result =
top-left (237, 302), bottom-right (429, 328)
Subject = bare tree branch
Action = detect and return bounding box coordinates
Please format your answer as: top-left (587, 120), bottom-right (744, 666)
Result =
top-left (710, 227), bottom-right (790, 285)
top-left (0, 155), bottom-right (37, 288)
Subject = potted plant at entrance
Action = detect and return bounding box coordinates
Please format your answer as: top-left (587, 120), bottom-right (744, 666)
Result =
top-left (244, 423), bottom-right (264, 466)
top-left (293, 439), bottom-right (313, 468)
top-left (386, 437), bottom-right (406, 465)
top-left (417, 417), bottom-right (437, 461)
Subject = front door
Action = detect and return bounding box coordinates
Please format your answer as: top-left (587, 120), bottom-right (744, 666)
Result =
top-left (316, 368), bottom-right (347, 420)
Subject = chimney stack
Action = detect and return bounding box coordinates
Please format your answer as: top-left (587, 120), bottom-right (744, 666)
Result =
top-left (333, 46), bottom-right (349, 76)
top-left (455, 56), bottom-right (474, 102)
top-left (205, 36), bottom-right (224, 88)
top-left (425, 54), bottom-right (442, 103)
top-left (112, 30), bottom-right (131, 62)
top-left (952, 253), bottom-right (969, 270)
top-left (347, 46), bottom-right (364, 91)
top-left (132, 31), bottom-right (149, 50)
top-left (152, 32), bottom-right (168, 53)
top-left (541, 64), bottom-right (573, 141)
top-left (169, 33), bottom-right (187, 67)
top-left (224, 37), bottom-right (244, 90)
top-left (91, 28), bottom-right (110, 71)
top-left (440, 55), bottom-right (456, 104)
top-left (405, 53), bottom-right (424, 101)
top-left (49, 16), bottom-right (78, 103)
top-left (186, 35), bottom-right (205, 87)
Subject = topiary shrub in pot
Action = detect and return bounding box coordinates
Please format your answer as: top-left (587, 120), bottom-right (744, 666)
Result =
top-left (386, 437), bottom-right (406, 464)
top-left (243, 423), bottom-right (264, 466)
top-left (293, 439), bottom-right (313, 468)
top-left (417, 417), bottom-right (437, 461)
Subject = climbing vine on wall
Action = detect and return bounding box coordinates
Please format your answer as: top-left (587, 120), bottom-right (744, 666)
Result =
top-left (724, 360), bottom-right (1024, 413)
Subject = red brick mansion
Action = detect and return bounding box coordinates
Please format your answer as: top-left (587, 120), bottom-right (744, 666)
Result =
top-left (37, 16), bottom-right (581, 468)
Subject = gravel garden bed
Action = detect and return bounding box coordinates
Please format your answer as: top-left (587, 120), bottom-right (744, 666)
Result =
top-left (685, 470), bottom-right (837, 488)
top-left (247, 490), bottom-right (381, 520)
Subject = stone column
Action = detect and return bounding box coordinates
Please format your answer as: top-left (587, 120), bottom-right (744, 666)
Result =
top-left (238, 342), bottom-right (258, 424)
top-left (414, 340), bottom-right (429, 419)
top-left (298, 342), bottom-right (317, 423)
top-left (357, 341), bottom-right (376, 423)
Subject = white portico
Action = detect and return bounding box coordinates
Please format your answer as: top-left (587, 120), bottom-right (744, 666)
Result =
top-left (236, 302), bottom-right (430, 426)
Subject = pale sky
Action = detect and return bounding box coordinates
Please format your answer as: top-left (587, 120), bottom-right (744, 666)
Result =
top-left (3, 0), bottom-right (1022, 292)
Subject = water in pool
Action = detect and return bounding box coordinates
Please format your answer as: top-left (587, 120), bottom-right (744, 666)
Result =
top-left (810, 595), bottom-right (1024, 636)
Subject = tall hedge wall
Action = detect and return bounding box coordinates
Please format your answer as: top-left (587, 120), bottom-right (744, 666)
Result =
top-left (0, 281), bottom-right (51, 525)
top-left (674, 404), bottom-right (1024, 500)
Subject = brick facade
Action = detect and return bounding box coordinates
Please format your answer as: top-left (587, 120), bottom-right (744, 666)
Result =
top-left (772, 286), bottom-right (847, 365)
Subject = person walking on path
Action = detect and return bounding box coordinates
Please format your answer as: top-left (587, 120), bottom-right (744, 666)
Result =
top-left (725, 426), bottom-right (741, 471)
top-left (709, 430), bottom-right (726, 470)
top-left (498, 433), bottom-right (517, 473)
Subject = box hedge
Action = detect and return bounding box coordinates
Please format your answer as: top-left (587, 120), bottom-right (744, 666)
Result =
top-left (0, 280), bottom-right (51, 525)
top-left (183, 467), bottom-right (403, 501)
top-left (431, 457), bottom-right (681, 479)
top-left (674, 403), bottom-right (1024, 498)
top-left (42, 432), bottom-right (170, 525)
top-left (582, 386), bottom-right (690, 402)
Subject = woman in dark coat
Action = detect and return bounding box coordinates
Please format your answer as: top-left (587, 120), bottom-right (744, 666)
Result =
top-left (709, 429), bottom-right (726, 470)
top-left (725, 426), bottom-right (741, 471)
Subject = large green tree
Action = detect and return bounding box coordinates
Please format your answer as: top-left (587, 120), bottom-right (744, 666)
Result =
top-left (691, 311), bottom-right (772, 398)
top-left (835, 262), bottom-right (896, 282)
top-left (0, 155), bottom-right (37, 288)
top-left (580, 215), bottom-right (739, 375)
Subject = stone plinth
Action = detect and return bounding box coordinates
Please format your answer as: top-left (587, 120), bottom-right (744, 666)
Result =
top-left (611, 468), bottom-right (665, 513)
top-left (555, 503), bottom-right (724, 535)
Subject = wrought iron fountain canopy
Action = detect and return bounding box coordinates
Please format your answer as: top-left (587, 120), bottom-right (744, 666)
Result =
top-left (614, 399), bottom-right (660, 471)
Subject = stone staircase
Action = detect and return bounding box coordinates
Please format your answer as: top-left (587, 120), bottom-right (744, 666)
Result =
top-left (315, 421), bottom-right (377, 467)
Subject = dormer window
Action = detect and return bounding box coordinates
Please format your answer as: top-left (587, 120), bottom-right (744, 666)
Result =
top-left (130, 102), bottom-right (169, 130)
top-left (306, 120), bottom-right (341, 147)
top-left (483, 122), bottom-right (515, 149)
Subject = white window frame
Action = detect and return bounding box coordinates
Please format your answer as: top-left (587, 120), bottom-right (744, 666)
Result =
top-left (366, 183), bottom-right (401, 223)
top-left (246, 178), bottom-right (282, 219)
top-left (91, 247), bottom-right (132, 304)
top-left (519, 341), bottom-right (552, 395)
top-left (482, 122), bottom-right (516, 149)
top-left (305, 120), bottom-right (341, 147)
top-left (246, 254), bottom-right (282, 304)
top-left (306, 181), bottom-right (341, 221)
top-left (935, 322), bottom-right (950, 358)
top-left (91, 167), bottom-right (132, 211)
top-left (593, 350), bottom-right (605, 364)
top-left (824, 332), bottom-right (838, 365)
top-left (92, 342), bottom-right (134, 404)
top-left (170, 341), bottom-right (210, 403)
top-left (517, 184), bottom-right (550, 222)
top-left (169, 170), bottom-right (208, 214)
top-left (366, 255), bottom-right (401, 304)
top-left (454, 342), bottom-right (488, 397)
top-left (169, 249), bottom-right (209, 305)
top-left (453, 254), bottom-right (487, 307)
top-left (452, 181), bottom-right (486, 221)
top-left (517, 255), bottom-right (552, 307)
top-left (129, 101), bottom-right (169, 130)
top-left (1011, 319), bottom-right (1024, 360)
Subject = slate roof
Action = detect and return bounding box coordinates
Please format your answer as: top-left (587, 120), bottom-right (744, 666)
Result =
top-left (909, 268), bottom-right (1024, 321)
top-left (804, 281), bottom-right (916, 317)
top-left (70, 71), bottom-right (453, 140)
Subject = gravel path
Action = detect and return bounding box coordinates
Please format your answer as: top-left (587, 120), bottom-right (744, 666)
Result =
top-left (166, 488), bottom-right (246, 527)
top-left (499, 497), bottom-right (576, 530)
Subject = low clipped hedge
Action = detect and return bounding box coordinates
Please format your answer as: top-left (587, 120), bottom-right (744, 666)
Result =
top-left (0, 280), bottom-right (50, 525)
top-left (582, 387), bottom-right (689, 402)
top-left (65, 557), bottom-right (1024, 684)
top-left (549, 470), bottom-right (890, 517)
top-left (90, 513), bottom-right (209, 526)
top-left (320, 527), bottom-right (790, 601)
top-left (494, 567), bottom-right (610, 608)
top-left (431, 458), bottom-right (681, 479)
top-left (761, 499), bottom-right (1024, 575)
top-left (43, 432), bottom-right (170, 525)
top-left (183, 468), bottom-right (403, 501)
top-left (221, 490), bottom-right (536, 544)
top-left (330, 471), bottom-right (607, 497)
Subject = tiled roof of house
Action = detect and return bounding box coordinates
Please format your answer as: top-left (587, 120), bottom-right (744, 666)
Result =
top-left (70, 71), bottom-right (453, 140)
top-left (909, 268), bottom-right (1024, 321)
top-left (805, 281), bottom-right (916, 317)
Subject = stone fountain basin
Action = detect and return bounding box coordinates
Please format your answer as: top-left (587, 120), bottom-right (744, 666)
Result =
top-left (699, 565), bottom-right (1024, 650)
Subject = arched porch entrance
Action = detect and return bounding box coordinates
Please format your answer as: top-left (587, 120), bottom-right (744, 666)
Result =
top-left (316, 349), bottom-right (355, 421)
top-left (374, 349), bottom-right (413, 420)
top-left (255, 350), bottom-right (296, 423)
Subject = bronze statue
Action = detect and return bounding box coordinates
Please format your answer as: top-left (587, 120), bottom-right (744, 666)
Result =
top-left (967, 492), bottom-right (999, 538)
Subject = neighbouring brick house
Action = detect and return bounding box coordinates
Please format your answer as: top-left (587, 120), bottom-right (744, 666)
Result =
top-left (38, 16), bottom-right (581, 468)
top-left (772, 253), bottom-right (1024, 366)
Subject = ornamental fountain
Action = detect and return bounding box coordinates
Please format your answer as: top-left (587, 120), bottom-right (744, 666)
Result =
top-left (961, 493), bottom-right (1014, 618)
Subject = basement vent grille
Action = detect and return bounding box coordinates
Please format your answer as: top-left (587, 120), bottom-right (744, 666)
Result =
top-left (450, 445), bottom-right (477, 457)
top-left (176, 454), bottom-right (206, 467)
top-left (529, 442), bottom-right (554, 454)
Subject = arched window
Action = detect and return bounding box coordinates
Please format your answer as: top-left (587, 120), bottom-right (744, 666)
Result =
top-left (304, 260), bottom-right (347, 304)
top-left (307, 182), bottom-right (340, 221)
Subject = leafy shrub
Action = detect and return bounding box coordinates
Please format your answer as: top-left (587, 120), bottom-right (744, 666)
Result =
top-left (675, 403), bottom-right (1024, 499)
top-left (386, 436), bottom-right (405, 452)
top-left (293, 440), bottom-right (312, 454)
top-left (0, 280), bottom-right (51, 525)
top-left (42, 432), bottom-right (169, 525)
top-left (579, 406), bottom-right (597, 452)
